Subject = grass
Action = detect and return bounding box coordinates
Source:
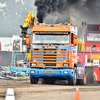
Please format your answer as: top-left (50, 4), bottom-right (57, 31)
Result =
top-left (17, 76), bottom-right (30, 79)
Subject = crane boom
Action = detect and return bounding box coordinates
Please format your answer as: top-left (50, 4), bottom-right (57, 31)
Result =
top-left (20, 11), bottom-right (37, 35)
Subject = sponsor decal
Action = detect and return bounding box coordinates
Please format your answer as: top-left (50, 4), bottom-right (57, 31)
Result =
top-left (86, 47), bottom-right (100, 52)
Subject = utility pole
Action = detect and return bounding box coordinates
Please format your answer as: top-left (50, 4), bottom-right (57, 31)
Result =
top-left (78, 21), bottom-right (81, 42)
top-left (70, 8), bottom-right (72, 25)
top-left (73, 18), bottom-right (75, 26)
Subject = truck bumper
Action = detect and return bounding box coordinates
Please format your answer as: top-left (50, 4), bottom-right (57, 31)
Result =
top-left (29, 68), bottom-right (74, 79)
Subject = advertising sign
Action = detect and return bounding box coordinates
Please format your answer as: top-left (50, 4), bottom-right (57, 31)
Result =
top-left (86, 46), bottom-right (100, 52)
top-left (12, 35), bottom-right (22, 52)
top-left (91, 53), bottom-right (100, 59)
top-left (0, 37), bottom-right (12, 51)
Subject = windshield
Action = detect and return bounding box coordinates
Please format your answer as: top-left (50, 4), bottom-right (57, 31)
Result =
top-left (87, 33), bottom-right (100, 41)
top-left (32, 33), bottom-right (70, 44)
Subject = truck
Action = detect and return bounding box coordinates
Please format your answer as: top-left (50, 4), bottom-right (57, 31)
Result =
top-left (78, 24), bottom-right (100, 83)
top-left (20, 11), bottom-right (86, 85)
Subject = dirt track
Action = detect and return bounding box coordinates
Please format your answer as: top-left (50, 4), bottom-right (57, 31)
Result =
top-left (0, 79), bottom-right (100, 100)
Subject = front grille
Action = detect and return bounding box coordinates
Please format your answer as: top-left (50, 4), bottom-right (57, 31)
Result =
top-left (43, 54), bottom-right (56, 63)
top-left (31, 49), bottom-right (70, 67)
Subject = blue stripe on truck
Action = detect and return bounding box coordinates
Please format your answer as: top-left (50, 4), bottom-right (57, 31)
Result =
top-left (29, 68), bottom-right (74, 78)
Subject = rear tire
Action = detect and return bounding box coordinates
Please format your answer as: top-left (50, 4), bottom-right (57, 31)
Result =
top-left (30, 75), bottom-right (38, 84)
top-left (68, 68), bottom-right (77, 86)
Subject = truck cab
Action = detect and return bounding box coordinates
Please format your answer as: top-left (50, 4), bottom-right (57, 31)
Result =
top-left (26, 23), bottom-right (79, 85)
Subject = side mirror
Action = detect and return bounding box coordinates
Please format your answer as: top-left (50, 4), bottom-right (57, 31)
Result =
top-left (26, 35), bottom-right (30, 45)
top-left (73, 35), bottom-right (77, 46)
top-left (73, 35), bottom-right (78, 38)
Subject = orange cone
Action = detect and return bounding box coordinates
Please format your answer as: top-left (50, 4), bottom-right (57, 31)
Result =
top-left (74, 88), bottom-right (80, 100)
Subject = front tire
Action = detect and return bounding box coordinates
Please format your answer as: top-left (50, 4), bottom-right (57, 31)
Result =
top-left (68, 68), bottom-right (77, 86)
top-left (30, 75), bottom-right (38, 84)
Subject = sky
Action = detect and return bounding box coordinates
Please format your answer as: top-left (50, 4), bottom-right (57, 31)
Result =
top-left (0, 0), bottom-right (36, 37)
top-left (0, 0), bottom-right (100, 37)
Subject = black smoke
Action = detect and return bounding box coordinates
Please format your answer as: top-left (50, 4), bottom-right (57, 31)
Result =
top-left (35, 0), bottom-right (100, 23)
top-left (34, 0), bottom-right (71, 23)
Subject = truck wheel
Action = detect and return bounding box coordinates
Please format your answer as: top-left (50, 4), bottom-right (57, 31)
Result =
top-left (68, 68), bottom-right (77, 86)
top-left (77, 72), bottom-right (87, 85)
top-left (30, 75), bottom-right (38, 84)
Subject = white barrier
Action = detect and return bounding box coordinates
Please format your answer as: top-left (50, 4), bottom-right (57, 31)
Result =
top-left (5, 88), bottom-right (15, 100)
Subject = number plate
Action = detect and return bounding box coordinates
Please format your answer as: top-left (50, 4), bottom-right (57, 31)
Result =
top-left (45, 71), bottom-right (54, 73)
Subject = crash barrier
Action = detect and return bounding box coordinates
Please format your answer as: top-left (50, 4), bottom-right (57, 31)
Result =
top-left (5, 88), bottom-right (15, 100)
top-left (74, 88), bottom-right (80, 100)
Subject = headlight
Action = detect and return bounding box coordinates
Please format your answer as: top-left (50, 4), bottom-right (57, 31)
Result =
top-left (64, 71), bottom-right (69, 74)
top-left (31, 63), bottom-right (36, 66)
top-left (31, 70), bottom-right (35, 73)
top-left (63, 63), bottom-right (69, 67)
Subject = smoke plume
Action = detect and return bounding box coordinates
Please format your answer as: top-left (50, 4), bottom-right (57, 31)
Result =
top-left (35, 0), bottom-right (100, 24)
top-left (35, 0), bottom-right (71, 23)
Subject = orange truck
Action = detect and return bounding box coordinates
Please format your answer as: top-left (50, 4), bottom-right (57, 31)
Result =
top-left (20, 11), bottom-right (86, 85)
